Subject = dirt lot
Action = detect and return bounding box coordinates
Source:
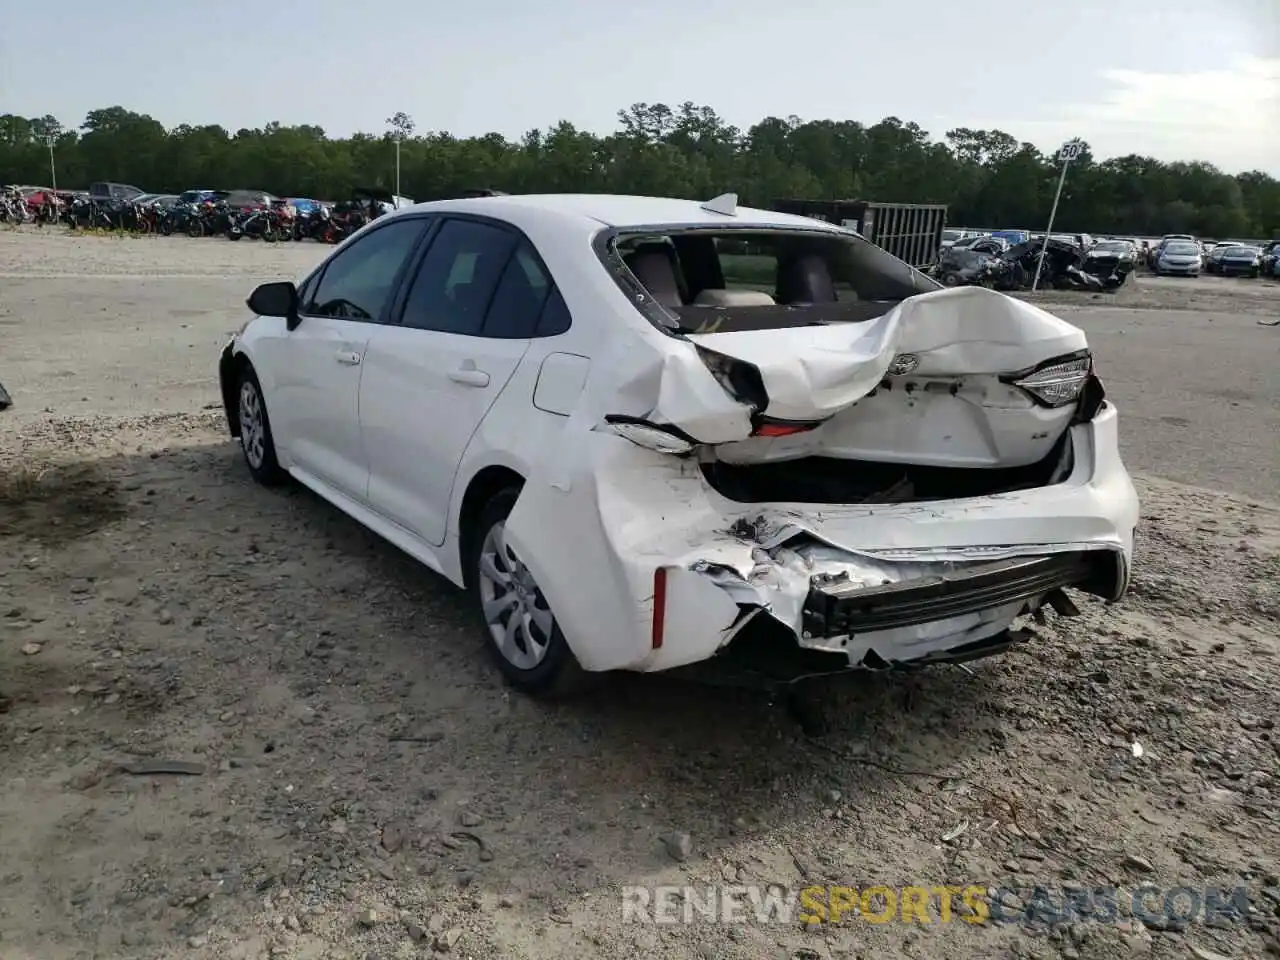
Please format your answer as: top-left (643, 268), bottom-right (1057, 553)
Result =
top-left (1, 229), bottom-right (1278, 960)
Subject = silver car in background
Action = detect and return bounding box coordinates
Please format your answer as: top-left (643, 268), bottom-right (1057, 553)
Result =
top-left (1153, 240), bottom-right (1202, 276)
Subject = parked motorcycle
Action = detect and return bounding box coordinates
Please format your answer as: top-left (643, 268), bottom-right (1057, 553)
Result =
top-left (64, 197), bottom-right (116, 230)
top-left (186, 199), bottom-right (233, 237)
top-left (292, 208), bottom-right (330, 241)
top-left (0, 188), bottom-right (32, 223)
top-left (226, 205), bottom-right (290, 241)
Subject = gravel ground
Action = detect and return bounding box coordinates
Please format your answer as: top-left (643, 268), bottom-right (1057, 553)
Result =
top-left (1, 229), bottom-right (1278, 960)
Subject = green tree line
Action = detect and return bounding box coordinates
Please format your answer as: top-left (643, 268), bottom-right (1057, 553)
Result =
top-left (2, 103), bottom-right (1277, 238)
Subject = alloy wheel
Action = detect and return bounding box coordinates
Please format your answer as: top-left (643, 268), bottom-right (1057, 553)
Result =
top-left (477, 520), bottom-right (554, 670)
top-left (238, 380), bottom-right (266, 469)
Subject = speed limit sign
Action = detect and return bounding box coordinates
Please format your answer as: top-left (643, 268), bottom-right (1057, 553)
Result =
top-left (1060, 140), bottom-right (1083, 162)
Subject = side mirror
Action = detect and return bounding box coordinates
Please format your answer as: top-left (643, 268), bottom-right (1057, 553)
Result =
top-left (246, 281), bottom-right (300, 329)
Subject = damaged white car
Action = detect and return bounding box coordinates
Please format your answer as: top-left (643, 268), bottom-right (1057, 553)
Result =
top-left (218, 192), bottom-right (1140, 695)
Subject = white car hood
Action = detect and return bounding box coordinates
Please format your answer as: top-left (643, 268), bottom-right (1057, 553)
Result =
top-left (674, 285), bottom-right (1085, 427)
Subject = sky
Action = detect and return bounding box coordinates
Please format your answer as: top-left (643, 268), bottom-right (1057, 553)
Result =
top-left (1, 0), bottom-right (1277, 175)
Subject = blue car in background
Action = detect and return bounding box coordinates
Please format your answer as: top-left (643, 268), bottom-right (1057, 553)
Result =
top-left (285, 198), bottom-right (322, 215)
top-left (991, 229), bottom-right (1031, 245)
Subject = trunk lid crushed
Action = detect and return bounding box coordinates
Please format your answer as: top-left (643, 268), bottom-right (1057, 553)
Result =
top-left (679, 285), bottom-right (1083, 426)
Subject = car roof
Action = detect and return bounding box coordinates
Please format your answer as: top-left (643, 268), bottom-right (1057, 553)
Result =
top-left (398, 193), bottom-right (849, 233)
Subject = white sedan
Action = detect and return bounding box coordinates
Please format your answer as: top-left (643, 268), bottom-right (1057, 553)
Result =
top-left (218, 193), bottom-right (1140, 696)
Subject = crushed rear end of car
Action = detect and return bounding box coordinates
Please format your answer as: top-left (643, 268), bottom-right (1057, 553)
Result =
top-left (502, 217), bottom-right (1139, 679)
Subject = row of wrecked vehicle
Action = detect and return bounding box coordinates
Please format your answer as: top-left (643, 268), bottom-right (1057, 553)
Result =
top-left (928, 234), bottom-right (1135, 292)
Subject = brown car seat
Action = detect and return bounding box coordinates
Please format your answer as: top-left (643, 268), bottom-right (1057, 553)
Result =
top-left (623, 243), bottom-right (687, 307)
top-left (776, 253), bottom-right (837, 304)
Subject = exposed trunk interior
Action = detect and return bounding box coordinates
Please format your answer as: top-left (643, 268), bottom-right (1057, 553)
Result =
top-left (701, 431), bottom-right (1073, 505)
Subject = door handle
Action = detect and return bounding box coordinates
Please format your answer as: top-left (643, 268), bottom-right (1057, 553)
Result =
top-left (448, 362), bottom-right (490, 387)
top-left (335, 350), bottom-right (362, 366)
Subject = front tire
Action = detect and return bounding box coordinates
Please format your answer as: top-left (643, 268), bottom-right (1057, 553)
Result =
top-left (236, 365), bottom-right (286, 486)
top-left (467, 487), bottom-right (591, 696)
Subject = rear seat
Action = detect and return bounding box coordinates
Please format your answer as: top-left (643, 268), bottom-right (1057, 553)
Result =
top-left (623, 244), bottom-right (687, 307)
top-left (692, 289), bottom-right (776, 306)
top-left (777, 253), bottom-right (837, 304)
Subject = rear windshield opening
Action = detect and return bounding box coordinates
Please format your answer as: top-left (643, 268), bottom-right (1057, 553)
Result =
top-left (603, 228), bottom-right (938, 334)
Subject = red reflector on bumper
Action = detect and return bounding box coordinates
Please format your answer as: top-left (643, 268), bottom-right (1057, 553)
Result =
top-left (652, 567), bottom-right (668, 650)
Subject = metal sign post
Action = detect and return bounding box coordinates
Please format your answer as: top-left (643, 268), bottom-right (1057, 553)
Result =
top-left (1032, 138), bottom-right (1083, 292)
top-left (45, 135), bottom-right (57, 196)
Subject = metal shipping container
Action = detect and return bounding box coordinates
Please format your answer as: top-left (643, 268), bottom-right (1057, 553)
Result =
top-left (771, 199), bottom-right (949, 268)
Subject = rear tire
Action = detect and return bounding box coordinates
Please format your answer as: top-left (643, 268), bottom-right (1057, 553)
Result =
top-left (466, 487), bottom-right (593, 697)
top-left (235, 365), bottom-right (286, 487)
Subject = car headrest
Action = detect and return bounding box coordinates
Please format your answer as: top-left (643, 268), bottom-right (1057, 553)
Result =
top-left (776, 253), bottom-right (837, 304)
top-left (624, 244), bottom-right (684, 307)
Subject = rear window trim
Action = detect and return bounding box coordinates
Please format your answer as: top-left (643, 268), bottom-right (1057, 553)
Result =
top-left (591, 222), bottom-right (939, 338)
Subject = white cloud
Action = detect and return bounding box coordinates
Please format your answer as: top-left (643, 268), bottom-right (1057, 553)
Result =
top-left (1024, 57), bottom-right (1280, 174)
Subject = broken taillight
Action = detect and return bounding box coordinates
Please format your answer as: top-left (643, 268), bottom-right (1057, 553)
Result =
top-left (601, 415), bottom-right (698, 455)
top-left (750, 418), bottom-right (823, 438)
top-left (1005, 352), bottom-right (1093, 408)
top-left (694, 346), bottom-right (768, 411)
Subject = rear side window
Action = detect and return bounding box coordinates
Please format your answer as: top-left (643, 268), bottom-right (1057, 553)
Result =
top-left (481, 243), bottom-right (552, 338)
top-left (534, 287), bottom-right (571, 337)
top-left (400, 219), bottom-right (517, 335)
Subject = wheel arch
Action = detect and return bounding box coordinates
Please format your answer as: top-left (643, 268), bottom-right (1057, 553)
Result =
top-left (456, 464), bottom-right (526, 589)
top-left (219, 345), bottom-right (252, 438)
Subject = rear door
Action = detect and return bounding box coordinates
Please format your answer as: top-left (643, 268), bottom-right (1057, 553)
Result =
top-left (359, 217), bottom-right (554, 546)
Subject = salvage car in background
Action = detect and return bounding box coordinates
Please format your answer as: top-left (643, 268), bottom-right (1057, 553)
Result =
top-left (1147, 235), bottom-right (1196, 269)
top-left (89, 181), bottom-right (146, 204)
top-left (1083, 239), bottom-right (1138, 285)
top-left (1206, 244), bottom-right (1262, 278)
top-left (934, 235), bottom-right (1010, 285)
top-left (218, 193), bottom-right (1139, 696)
top-left (940, 228), bottom-right (987, 249)
top-left (1152, 239), bottom-right (1202, 276)
top-left (1261, 241), bottom-right (1280, 278)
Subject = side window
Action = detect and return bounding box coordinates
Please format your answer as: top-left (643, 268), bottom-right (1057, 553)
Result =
top-left (480, 243), bottom-right (552, 338)
top-left (534, 286), bottom-right (572, 337)
top-left (302, 218), bottom-right (426, 322)
top-left (296, 270), bottom-right (321, 308)
top-left (400, 219), bottom-right (518, 335)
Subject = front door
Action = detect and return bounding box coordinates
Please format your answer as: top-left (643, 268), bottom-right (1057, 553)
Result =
top-left (267, 216), bottom-right (430, 501)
